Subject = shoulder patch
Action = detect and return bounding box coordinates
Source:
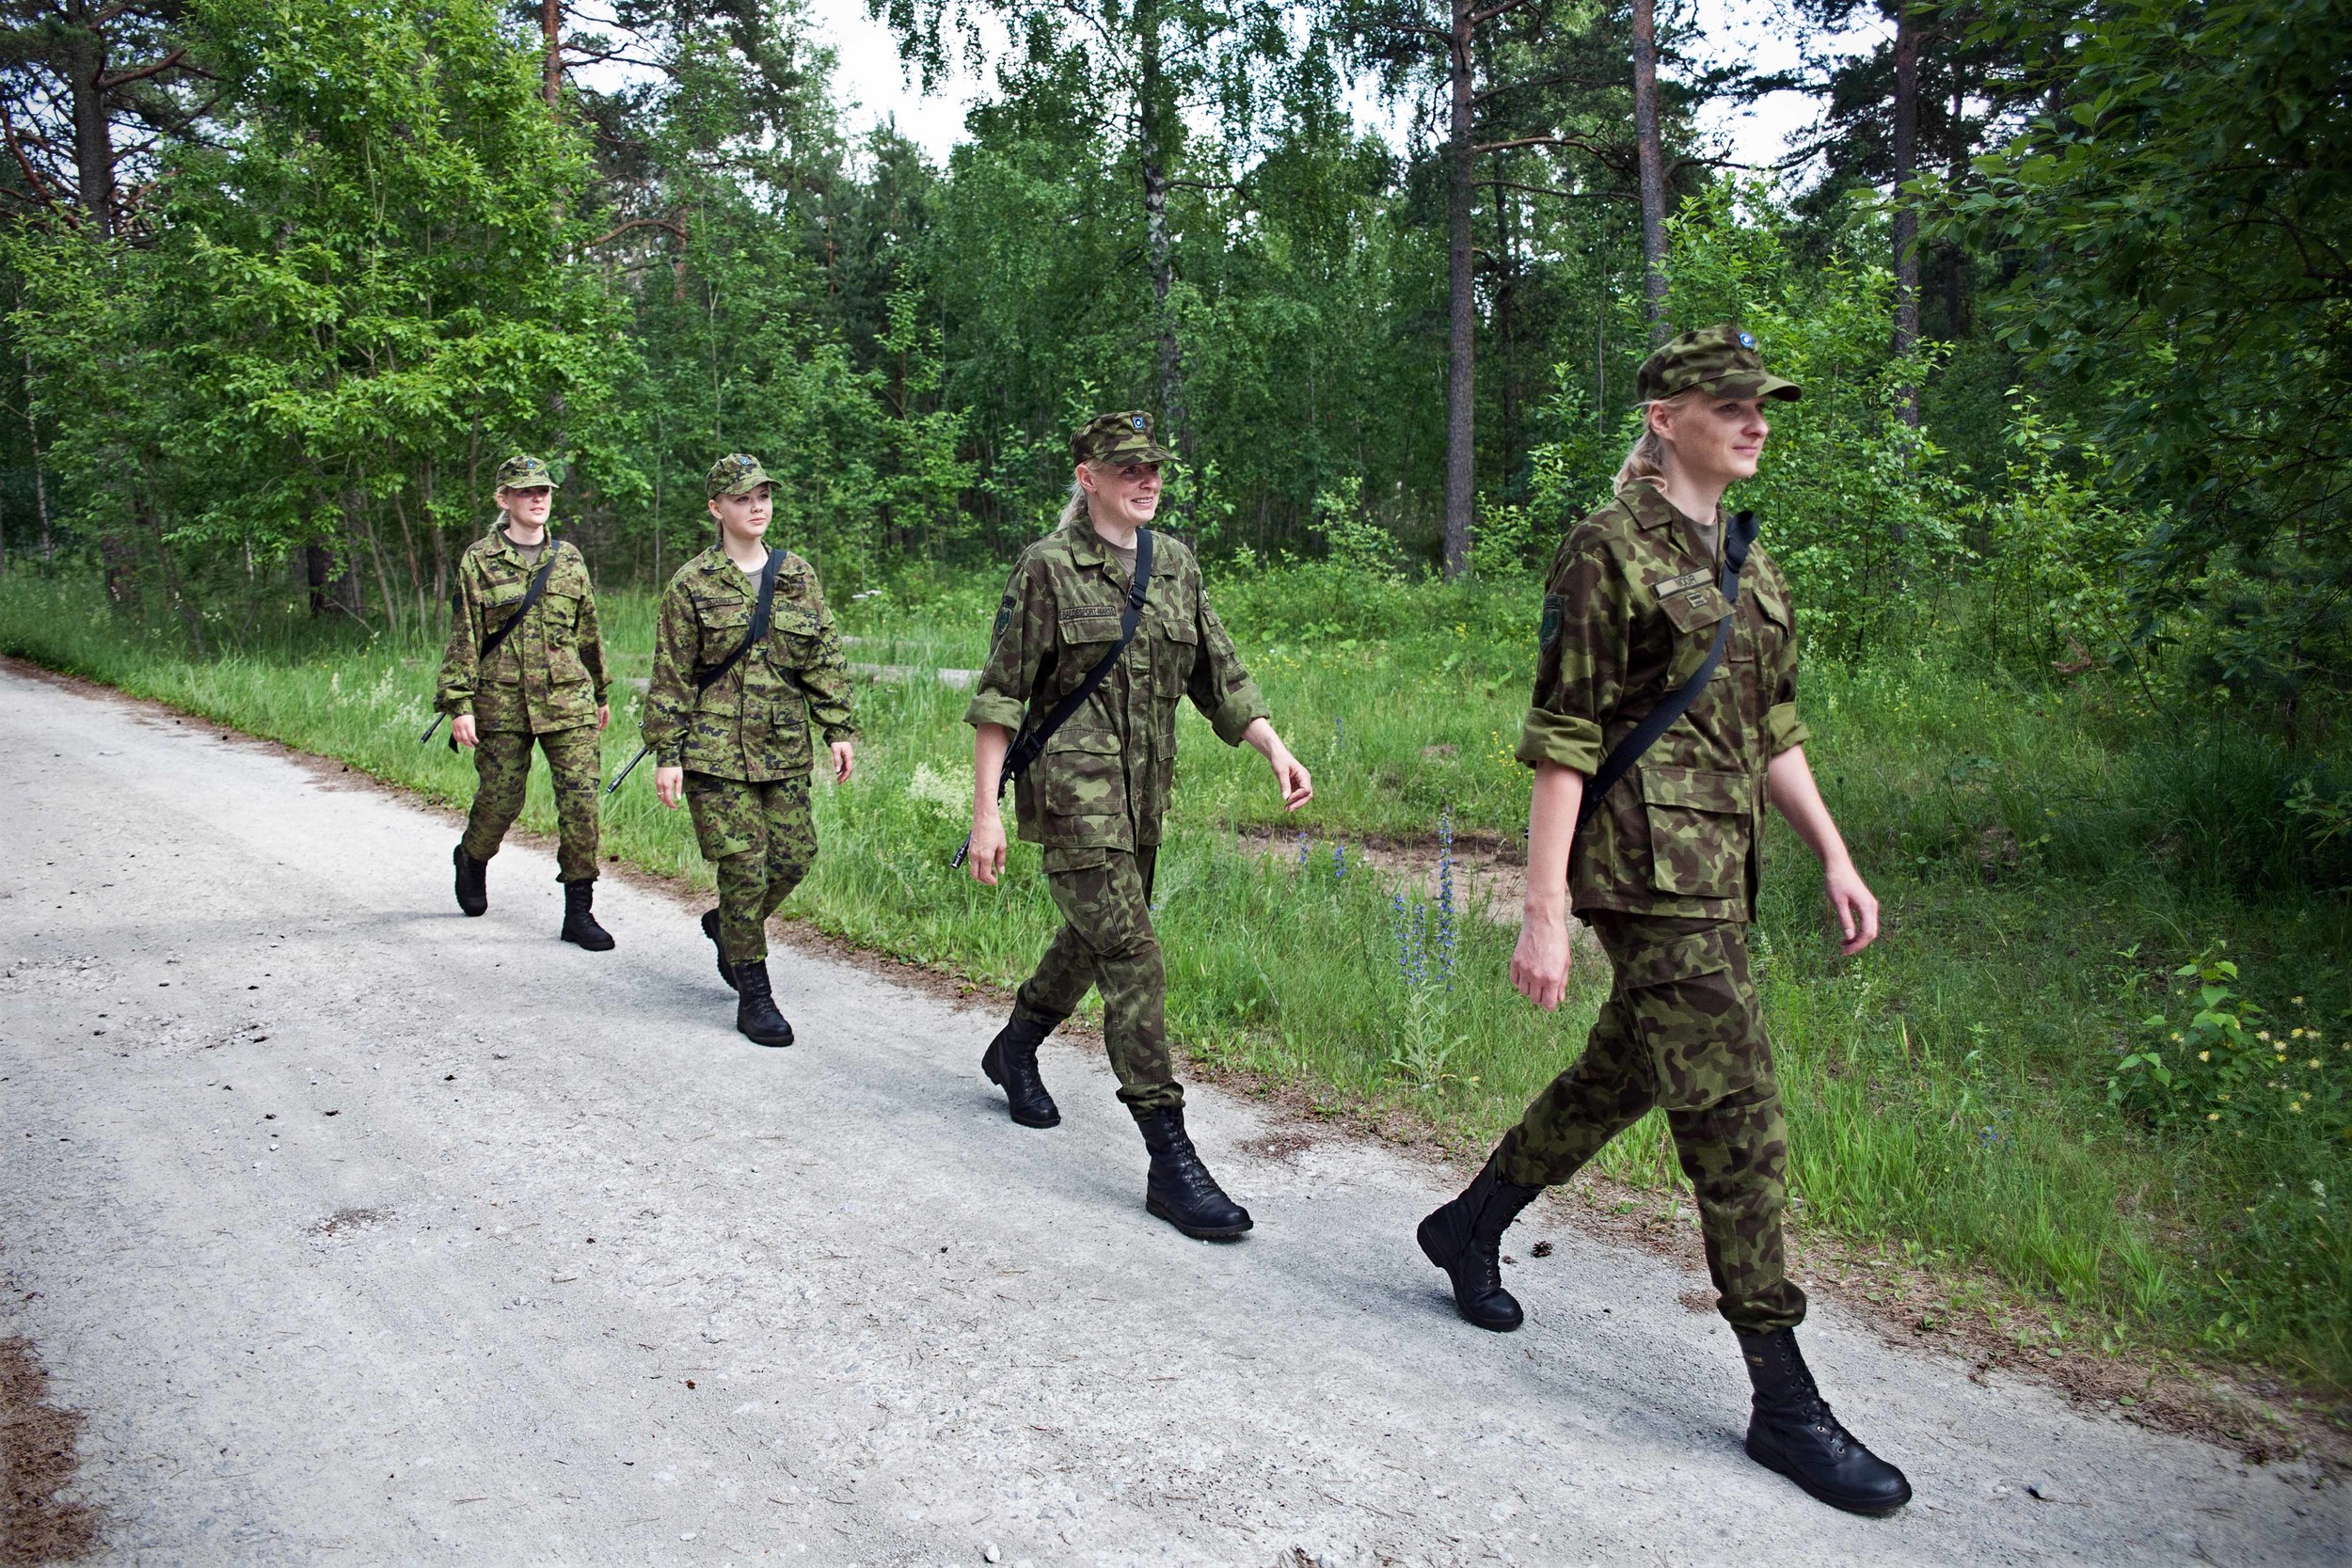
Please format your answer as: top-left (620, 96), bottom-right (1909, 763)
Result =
top-left (992, 603), bottom-right (1013, 641)
top-left (1539, 594), bottom-right (1564, 647)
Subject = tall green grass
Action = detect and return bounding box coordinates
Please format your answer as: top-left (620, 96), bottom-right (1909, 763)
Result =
top-left (5, 569), bottom-right (2346, 1393)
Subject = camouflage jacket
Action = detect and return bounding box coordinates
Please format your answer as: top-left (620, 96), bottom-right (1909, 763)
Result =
top-left (642, 546), bottom-right (857, 782)
top-left (1516, 483), bottom-right (1809, 922)
top-left (435, 529), bottom-right (608, 734)
top-left (965, 519), bottom-right (1269, 857)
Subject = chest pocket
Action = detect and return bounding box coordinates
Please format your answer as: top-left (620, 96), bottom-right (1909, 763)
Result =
top-left (692, 595), bottom-right (751, 712)
top-left (1749, 578), bottom-right (1794, 667)
top-left (1152, 601), bottom-right (1198, 696)
top-left (770, 604), bottom-right (824, 670)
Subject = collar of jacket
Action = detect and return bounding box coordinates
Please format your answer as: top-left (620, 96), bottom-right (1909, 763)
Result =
top-left (1057, 516), bottom-right (1168, 578)
top-left (486, 525), bottom-right (561, 569)
top-left (695, 545), bottom-right (798, 596)
top-left (1619, 483), bottom-right (1722, 567)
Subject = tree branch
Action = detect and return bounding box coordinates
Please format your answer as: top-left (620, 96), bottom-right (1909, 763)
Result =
top-left (1468, 0), bottom-right (1547, 26)
top-left (585, 215), bottom-right (688, 248)
top-left (96, 48), bottom-right (195, 93)
top-left (1473, 133), bottom-right (1611, 158)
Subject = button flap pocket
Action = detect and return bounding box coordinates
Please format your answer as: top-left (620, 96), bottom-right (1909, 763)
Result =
top-left (1044, 725), bottom-right (1121, 755)
top-left (1157, 607), bottom-right (1199, 644)
top-left (1058, 603), bottom-right (1124, 644)
top-left (1640, 765), bottom-right (1752, 814)
top-left (1612, 926), bottom-right (1735, 990)
top-left (1658, 581), bottom-right (1731, 635)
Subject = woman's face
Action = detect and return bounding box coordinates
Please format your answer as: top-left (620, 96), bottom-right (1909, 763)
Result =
top-left (1078, 460), bottom-right (1163, 530)
top-left (499, 485), bottom-right (553, 530)
top-left (1657, 394), bottom-right (1771, 485)
top-left (707, 483), bottom-right (773, 547)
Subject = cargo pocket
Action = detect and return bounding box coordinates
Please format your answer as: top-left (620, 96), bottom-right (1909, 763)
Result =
top-left (1040, 726), bottom-right (1125, 821)
top-left (1640, 765), bottom-right (1753, 899)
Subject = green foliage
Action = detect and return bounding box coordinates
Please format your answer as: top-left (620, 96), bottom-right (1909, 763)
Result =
top-left (1939, 0), bottom-right (2352, 709)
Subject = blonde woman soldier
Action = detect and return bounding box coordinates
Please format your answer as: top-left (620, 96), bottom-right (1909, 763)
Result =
top-left (1412, 327), bottom-right (1911, 1514)
top-left (641, 454), bottom-right (857, 1049)
top-left (437, 453), bottom-right (615, 949)
top-left (962, 411), bottom-right (1313, 1240)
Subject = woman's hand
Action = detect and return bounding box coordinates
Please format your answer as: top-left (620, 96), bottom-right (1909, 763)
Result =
top-left (1511, 907), bottom-right (1572, 1011)
top-left (965, 810), bottom-right (1009, 885)
top-left (1242, 718), bottom-right (1313, 811)
top-left (450, 714), bottom-right (478, 750)
top-left (1823, 860), bottom-right (1880, 956)
top-left (596, 704), bottom-right (611, 733)
top-left (655, 766), bottom-right (685, 809)
top-left (830, 740), bottom-right (855, 784)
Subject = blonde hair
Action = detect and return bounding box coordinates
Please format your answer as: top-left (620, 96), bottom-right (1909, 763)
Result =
top-left (1058, 475), bottom-right (1089, 529)
top-left (1613, 388), bottom-right (1706, 496)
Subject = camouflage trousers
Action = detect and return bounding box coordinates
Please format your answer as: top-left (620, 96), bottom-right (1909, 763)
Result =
top-left (462, 724), bottom-right (603, 883)
top-left (1495, 913), bottom-right (1806, 1334)
top-left (1014, 845), bottom-right (1181, 1120)
top-left (685, 772), bottom-right (817, 963)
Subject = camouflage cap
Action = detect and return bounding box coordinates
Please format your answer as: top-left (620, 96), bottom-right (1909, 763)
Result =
top-left (1073, 410), bottom-right (1175, 467)
top-left (495, 453), bottom-right (557, 490)
top-left (1635, 324), bottom-right (1802, 404)
top-left (707, 452), bottom-right (775, 499)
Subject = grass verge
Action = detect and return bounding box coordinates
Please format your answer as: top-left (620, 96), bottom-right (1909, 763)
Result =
top-left (5, 568), bottom-right (2346, 1418)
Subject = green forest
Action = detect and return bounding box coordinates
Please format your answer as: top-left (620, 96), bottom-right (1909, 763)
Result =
top-left (0, 0), bottom-right (2346, 1403)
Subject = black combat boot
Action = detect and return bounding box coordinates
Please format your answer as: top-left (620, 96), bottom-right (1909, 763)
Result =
top-left (1416, 1151), bottom-right (1544, 1331)
top-left (453, 844), bottom-right (488, 917)
top-left (1136, 1108), bottom-right (1251, 1240)
top-left (733, 958), bottom-right (795, 1049)
top-left (980, 1010), bottom-right (1061, 1128)
top-left (1736, 1327), bottom-right (1913, 1515)
top-left (700, 910), bottom-right (738, 991)
top-left (560, 879), bottom-right (614, 950)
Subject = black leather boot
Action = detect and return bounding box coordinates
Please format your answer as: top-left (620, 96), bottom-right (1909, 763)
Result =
top-left (1737, 1327), bottom-right (1913, 1514)
top-left (1416, 1151), bottom-right (1544, 1331)
top-left (560, 879), bottom-right (614, 950)
top-left (453, 844), bottom-right (487, 917)
top-left (980, 1011), bottom-right (1061, 1128)
top-left (700, 910), bottom-right (738, 991)
top-left (1136, 1108), bottom-right (1251, 1239)
top-left (733, 958), bottom-right (795, 1049)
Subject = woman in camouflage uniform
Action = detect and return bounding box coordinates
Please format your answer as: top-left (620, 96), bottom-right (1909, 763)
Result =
top-left (437, 453), bottom-right (614, 950)
top-left (642, 454), bottom-right (858, 1049)
top-left (962, 411), bottom-right (1313, 1240)
top-left (1414, 328), bottom-right (1911, 1514)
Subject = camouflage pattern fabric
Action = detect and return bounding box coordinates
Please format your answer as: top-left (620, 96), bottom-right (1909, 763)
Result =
top-left (1634, 324), bottom-right (1803, 404)
top-left (707, 452), bottom-right (775, 498)
top-left (641, 547), bottom-right (857, 781)
top-left (435, 529), bottom-right (608, 734)
top-left (964, 518), bottom-right (1267, 853)
top-left (496, 453), bottom-right (557, 489)
top-left (460, 724), bottom-right (604, 882)
top-left (1071, 410), bottom-right (1175, 467)
top-left (1495, 913), bottom-right (1805, 1334)
top-left (684, 772), bottom-right (816, 961)
top-left (1517, 482), bottom-right (1809, 921)
top-left (1013, 845), bottom-right (1181, 1119)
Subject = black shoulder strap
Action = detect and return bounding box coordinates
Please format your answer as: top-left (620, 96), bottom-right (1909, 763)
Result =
top-left (1575, 510), bottom-right (1758, 833)
top-left (999, 529), bottom-right (1153, 796)
top-left (696, 547), bottom-right (785, 694)
top-left (477, 540), bottom-right (564, 665)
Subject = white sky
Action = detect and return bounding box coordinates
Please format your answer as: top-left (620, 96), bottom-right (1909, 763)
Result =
top-left (802, 0), bottom-right (1883, 178)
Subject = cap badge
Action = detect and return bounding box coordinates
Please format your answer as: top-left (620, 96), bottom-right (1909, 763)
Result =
top-left (1130, 414), bottom-right (1147, 431)
top-left (1738, 330), bottom-right (1756, 348)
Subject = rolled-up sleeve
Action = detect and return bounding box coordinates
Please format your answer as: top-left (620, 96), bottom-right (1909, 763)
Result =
top-left (964, 561), bottom-right (1048, 733)
top-left (641, 578), bottom-right (699, 768)
top-left (1764, 567), bottom-right (1808, 755)
top-left (1514, 529), bottom-right (1624, 775)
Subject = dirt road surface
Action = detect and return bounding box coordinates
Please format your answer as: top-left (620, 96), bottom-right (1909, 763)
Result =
top-left (1, 665), bottom-right (2341, 1566)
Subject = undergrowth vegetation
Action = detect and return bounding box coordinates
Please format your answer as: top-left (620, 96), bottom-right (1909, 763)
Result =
top-left (6, 565), bottom-right (2345, 1397)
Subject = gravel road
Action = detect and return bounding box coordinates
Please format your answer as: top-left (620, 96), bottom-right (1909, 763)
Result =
top-left (1, 663), bottom-right (2341, 1566)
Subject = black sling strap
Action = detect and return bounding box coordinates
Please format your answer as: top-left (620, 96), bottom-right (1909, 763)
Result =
top-left (603, 547), bottom-right (784, 797)
top-left (421, 538), bottom-right (565, 750)
top-left (1574, 510), bottom-right (1758, 833)
top-left (998, 528), bottom-right (1153, 798)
